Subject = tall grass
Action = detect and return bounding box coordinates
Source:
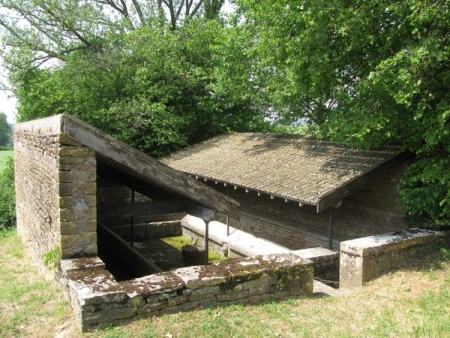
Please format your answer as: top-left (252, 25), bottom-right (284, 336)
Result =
top-left (0, 153), bottom-right (15, 231)
top-left (0, 150), bottom-right (13, 171)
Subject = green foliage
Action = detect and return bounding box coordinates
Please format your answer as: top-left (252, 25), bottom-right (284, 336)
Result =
top-left (0, 113), bottom-right (11, 146)
top-left (43, 247), bottom-right (61, 272)
top-left (5, 0), bottom-right (449, 226)
top-left (0, 156), bottom-right (15, 231)
top-left (11, 19), bottom-right (268, 157)
top-left (440, 248), bottom-right (450, 261)
top-left (0, 151), bottom-right (13, 171)
top-left (400, 157), bottom-right (450, 227)
top-left (234, 0), bottom-right (450, 227)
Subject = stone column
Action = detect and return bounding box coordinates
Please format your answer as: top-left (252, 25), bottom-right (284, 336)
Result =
top-left (59, 135), bottom-right (97, 258)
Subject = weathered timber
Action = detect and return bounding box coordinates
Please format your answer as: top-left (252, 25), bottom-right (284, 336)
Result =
top-left (61, 115), bottom-right (240, 220)
top-left (98, 200), bottom-right (217, 222)
top-left (98, 201), bottom-right (185, 220)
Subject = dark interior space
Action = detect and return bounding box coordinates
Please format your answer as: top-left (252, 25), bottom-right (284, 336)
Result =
top-left (95, 160), bottom-right (191, 281)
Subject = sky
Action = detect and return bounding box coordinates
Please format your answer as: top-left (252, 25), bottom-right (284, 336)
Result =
top-left (0, 72), bottom-right (16, 124)
top-left (0, 1), bottom-right (235, 125)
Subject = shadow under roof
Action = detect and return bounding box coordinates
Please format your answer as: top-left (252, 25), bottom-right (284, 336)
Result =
top-left (161, 133), bottom-right (400, 213)
top-left (41, 114), bottom-right (240, 219)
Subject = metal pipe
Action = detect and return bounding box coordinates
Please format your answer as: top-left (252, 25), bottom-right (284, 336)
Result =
top-left (205, 221), bottom-right (209, 265)
top-left (226, 216), bottom-right (229, 236)
top-left (226, 186), bottom-right (230, 236)
top-left (130, 189), bottom-right (135, 247)
top-left (328, 208), bottom-right (334, 249)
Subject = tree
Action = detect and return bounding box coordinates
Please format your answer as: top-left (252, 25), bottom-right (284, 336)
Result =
top-left (233, 0), bottom-right (450, 227)
top-left (0, 156), bottom-right (15, 230)
top-left (0, 112), bottom-right (11, 147)
top-left (9, 19), bottom-right (267, 157)
top-left (0, 0), bottom-right (226, 70)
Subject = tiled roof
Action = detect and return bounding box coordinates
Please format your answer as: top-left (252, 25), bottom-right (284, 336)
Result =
top-left (161, 133), bottom-right (400, 212)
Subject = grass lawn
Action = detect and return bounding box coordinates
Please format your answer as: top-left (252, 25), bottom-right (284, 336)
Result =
top-left (1, 230), bottom-right (449, 338)
top-left (0, 150), bottom-right (13, 171)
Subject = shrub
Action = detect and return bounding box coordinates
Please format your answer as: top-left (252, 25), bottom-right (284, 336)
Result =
top-left (0, 157), bottom-right (15, 231)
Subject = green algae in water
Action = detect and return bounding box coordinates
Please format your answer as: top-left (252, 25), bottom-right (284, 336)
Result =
top-left (161, 236), bottom-right (227, 264)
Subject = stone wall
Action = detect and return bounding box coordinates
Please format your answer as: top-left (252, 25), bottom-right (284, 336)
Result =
top-left (339, 228), bottom-right (450, 288)
top-left (15, 117), bottom-right (62, 272)
top-left (14, 115), bottom-right (97, 270)
top-left (294, 248), bottom-right (339, 285)
top-left (206, 158), bottom-right (409, 250)
top-left (61, 253), bottom-right (314, 331)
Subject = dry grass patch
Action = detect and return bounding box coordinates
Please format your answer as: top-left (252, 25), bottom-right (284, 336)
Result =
top-left (1, 230), bottom-right (449, 337)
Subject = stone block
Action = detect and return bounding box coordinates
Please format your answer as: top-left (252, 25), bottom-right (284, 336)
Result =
top-left (60, 257), bottom-right (105, 274)
top-left (246, 294), bottom-right (270, 304)
top-left (59, 183), bottom-right (96, 197)
top-left (61, 232), bottom-right (97, 249)
top-left (82, 304), bottom-right (136, 325)
top-left (59, 134), bottom-right (82, 146)
top-left (174, 266), bottom-right (227, 289)
top-left (120, 272), bottom-right (184, 298)
top-left (242, 276), bottom-right (270, 290)
top-left (217, 290), bottom-right (249, 302)
top-left (138, 300), bottom-right (168, 314)
top-left (188, 286), bottom-right (220, 301)
top-left (178, 300), bottom-right (201, 312)
top-left (200, 297), bottom-right (218, 308)
top-left (167, 295), bottom-right (188, 307)
top-left (59, 146), bottom-right (92, 158)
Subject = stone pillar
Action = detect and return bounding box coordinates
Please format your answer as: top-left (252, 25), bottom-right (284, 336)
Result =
top-left (59, 134), bottom-right (97, 258)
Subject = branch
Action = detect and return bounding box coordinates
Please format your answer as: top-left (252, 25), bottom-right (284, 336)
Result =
top-left (185, 0), bottom-right (194, 16)
top-left (98, 0), bottom-right (127, 16)
top-left (176, 0), bottom-right (185, 19)
top-left (163, 0), bottom-right (177, 29)
top-left (130, 0), bottom-right (146, 26)
top-left (40, 2), bottom-right (93, 48)
top-left (190, 0), bottom-right (204, 17)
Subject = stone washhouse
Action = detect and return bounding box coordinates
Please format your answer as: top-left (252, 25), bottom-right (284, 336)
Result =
top-left (14, 115), bottom-right (314, 331)
top-left (17, 114), bottom-right (446, 334)
top-left (162, 133), bottom-right (410, 250)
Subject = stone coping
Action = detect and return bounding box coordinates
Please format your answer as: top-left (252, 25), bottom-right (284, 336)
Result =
top-left (60, 253), bottom-right (314, 331)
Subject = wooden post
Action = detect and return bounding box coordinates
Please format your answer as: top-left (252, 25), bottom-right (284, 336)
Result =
top-left (130, 189), bottom-right (135, 247)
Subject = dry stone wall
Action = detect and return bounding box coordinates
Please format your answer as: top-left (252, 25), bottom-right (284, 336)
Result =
top-left (339, 228), bottom-right (450, 288)
top-left (61, 253), bottom-right (314, 331)
top-left (14, 115), bottom-right (97, 269)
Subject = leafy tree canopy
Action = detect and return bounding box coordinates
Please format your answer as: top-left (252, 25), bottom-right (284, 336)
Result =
top-left (0, 0), bottom-right (227, 69)
top-left (2, 2), bottom-right (267, 156)
top-left (0, 112), bottom-right (11, 146)
top-left (2, 0), bottom-right (449, 227)
top-left (233, 0), bottom-right (450, 227)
